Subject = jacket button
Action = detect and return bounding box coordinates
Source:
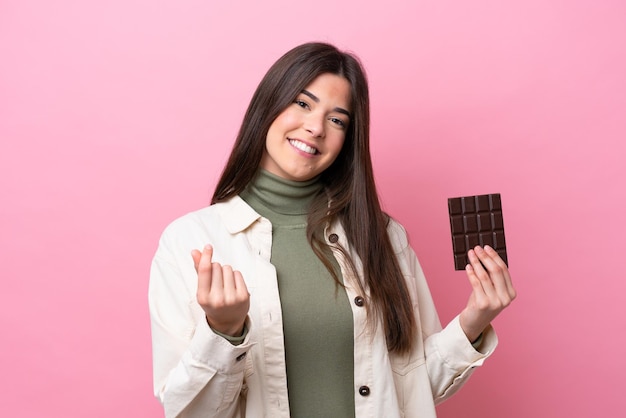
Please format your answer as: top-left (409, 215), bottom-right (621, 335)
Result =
top-left (236, 352), bottom-right (247, 362)
top-left (328, 233), bottom-right (339, 243)
top-left (358, 386), bottom-right (370, 396)
top-left (354, 296), bottom-right (365, 307)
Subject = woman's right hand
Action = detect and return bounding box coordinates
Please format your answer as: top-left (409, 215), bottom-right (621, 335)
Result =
top-left (191, 245), bottom-right (250, 337)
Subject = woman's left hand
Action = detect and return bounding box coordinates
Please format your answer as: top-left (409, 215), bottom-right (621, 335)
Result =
top-left (459, 245), bottom-right (517, 343)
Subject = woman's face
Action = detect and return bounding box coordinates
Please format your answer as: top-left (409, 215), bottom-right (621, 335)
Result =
top-left (260, 73), bottom-right (352, 182)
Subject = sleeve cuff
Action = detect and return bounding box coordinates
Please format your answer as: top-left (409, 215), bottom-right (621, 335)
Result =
top-left (211, 321), bottom-right (249, 346)
top-left (187, 310), bottom-right (254, 373)
top-left (434, 315), bottom-right (498, 369)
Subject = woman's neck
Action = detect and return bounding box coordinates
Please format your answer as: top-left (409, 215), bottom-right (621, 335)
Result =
top-left (240, 170), bottom-right (322, 222)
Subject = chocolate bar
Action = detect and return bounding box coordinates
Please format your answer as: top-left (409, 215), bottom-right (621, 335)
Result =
top-left (448, 193), bottom-right (508, 270)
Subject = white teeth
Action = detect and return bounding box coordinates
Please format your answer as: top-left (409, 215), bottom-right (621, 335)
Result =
top-left (289, 139), bottom-right (317, 155)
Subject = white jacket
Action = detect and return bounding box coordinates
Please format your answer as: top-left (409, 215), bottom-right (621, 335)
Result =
top-left (149, 196), bottom-right (497, 418)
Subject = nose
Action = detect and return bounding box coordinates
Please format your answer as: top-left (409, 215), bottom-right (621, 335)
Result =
top-left (304, 112), bottom-right (325, 138)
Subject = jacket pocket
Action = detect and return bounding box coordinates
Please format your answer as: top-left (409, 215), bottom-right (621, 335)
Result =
top-left (390, 350), bottom-right (425, 376)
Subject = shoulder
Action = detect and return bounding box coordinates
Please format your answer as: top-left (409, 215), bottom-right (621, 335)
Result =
top-left (157, 197), bottom-right (262, 252)
top-left (386, 216), bottom-right (410, 254)
top-left (162, 196), bottom-right (257, 235)
top-left (155, 205), bottom-right (223, 258)
top-left (161, 205), bottom-right (221, 239)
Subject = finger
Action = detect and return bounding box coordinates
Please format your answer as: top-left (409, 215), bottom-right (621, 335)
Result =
top-left (233, 270), bottom-right (250, 297)
top-left (476, 246), bottom-right (516, 309)
top-left (191, 249), bottom-right (202, 273)
top-left (221, 265), bottom-right (236, 301)
top-left (473, 245), bottom-right (501, 273)
top-left (468, 248), bottom-right (498, 298)
top-left (484, 246), bottom-right (517, 299)
top-left (196, 245), bottom-right (214, 298)
top-left (210, 261), bottom-right (224, 294)
top-left (483, 245), bottom-right (507, 268)
top-left (465, 262), bottom-right (486, 297)
top-left (475, 246), bottom-right (512, 302)
top-left (467, 248), bottom-right (490, 281)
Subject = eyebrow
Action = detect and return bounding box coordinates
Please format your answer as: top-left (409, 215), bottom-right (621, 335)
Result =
top-left (301, 90), bottom-right (352, 118)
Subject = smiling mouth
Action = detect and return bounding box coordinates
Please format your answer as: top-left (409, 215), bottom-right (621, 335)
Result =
top-left (289, 139), bottom-right (319, 155)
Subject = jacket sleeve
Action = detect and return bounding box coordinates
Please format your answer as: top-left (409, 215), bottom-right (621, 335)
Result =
top-left (149, 227), bottom-right (253, 418)
top-left (424, 313), bottom-right (497, 403)
top-left (389, 221), bottom-right (498, 404)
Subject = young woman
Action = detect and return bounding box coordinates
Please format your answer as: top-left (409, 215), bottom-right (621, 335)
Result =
top-left (149, 42), bottom-right (516, 418)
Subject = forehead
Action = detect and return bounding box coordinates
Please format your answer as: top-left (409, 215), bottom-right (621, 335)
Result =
top-left (302, 73), bottom-right (352, 110)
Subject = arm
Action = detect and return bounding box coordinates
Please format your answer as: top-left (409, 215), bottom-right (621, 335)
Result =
top-left (424, 315), bottom-right (497, 403)
top-left (389, 222), bottom-right (513, 403)
top-left (426, 245), bottom-right (516, 403)
top-left (149, 238), bottom-right (251, 417)
top-left (420, 246), bottom-right (515, 402)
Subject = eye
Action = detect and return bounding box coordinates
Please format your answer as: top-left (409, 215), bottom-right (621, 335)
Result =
top-left (294, 99), bottom-right (310, 109)
top-left (329, 117), bottom-right (348, 128)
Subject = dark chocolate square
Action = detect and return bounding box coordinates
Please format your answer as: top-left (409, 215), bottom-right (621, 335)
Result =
top-left (448, 193), bottom-right (508, 270)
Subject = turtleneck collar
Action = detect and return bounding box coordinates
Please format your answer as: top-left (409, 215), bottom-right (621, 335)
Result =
top-left (240, 170), bottom-right (323, 222)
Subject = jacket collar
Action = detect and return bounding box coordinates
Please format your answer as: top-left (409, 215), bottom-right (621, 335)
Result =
top-left (216, 195), bottom-right (263, 234)
top-left (216, 195), bottom-right (347, 238)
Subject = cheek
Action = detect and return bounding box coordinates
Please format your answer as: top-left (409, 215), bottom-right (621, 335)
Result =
top-left (266, 114), bottom-right (291, 143)
top-left (330, 135), bottom-right (346, 156)
top-left (272, 109), bottom-right (299, 129)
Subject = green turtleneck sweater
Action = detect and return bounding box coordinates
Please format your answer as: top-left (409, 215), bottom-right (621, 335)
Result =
top-left (240, 170), bottom-right (355, 418)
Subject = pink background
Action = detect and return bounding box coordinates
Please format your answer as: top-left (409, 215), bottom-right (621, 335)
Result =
top-left (1, 0), bottom-right (625, 416)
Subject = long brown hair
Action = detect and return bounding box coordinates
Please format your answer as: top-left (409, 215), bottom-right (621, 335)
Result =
top-left (212, 42), bottom-right (416, 354)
